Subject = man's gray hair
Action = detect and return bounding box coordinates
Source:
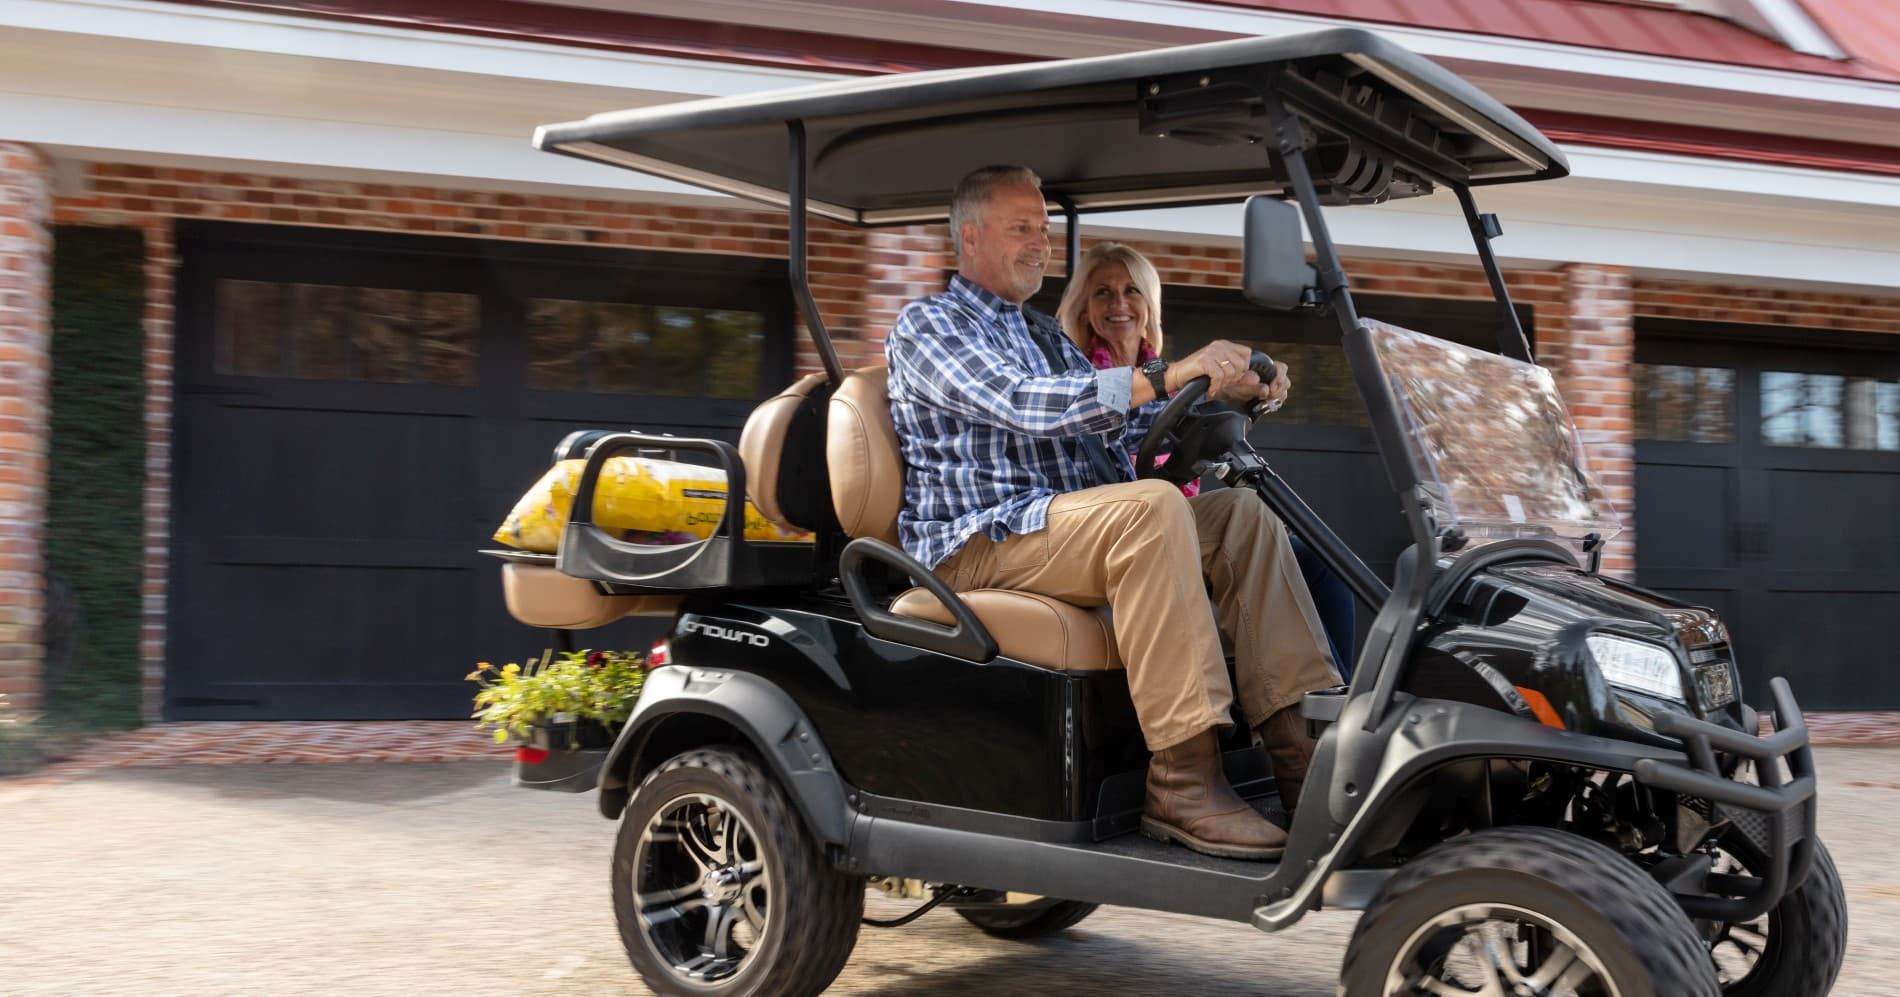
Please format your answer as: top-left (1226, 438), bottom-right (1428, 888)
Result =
top-left (948, 165), bottom-right (1042, 256)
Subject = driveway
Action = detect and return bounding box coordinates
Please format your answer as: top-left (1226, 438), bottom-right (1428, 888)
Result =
top-left (3, 747), bottom-right (1896, 995)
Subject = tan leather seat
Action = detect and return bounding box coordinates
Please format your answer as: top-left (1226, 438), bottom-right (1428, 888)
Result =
top-left (501, 562), bottom-right (681, 629)
top-left (827, 367), bottom-right (1122, 672)
top-left (740, 371), bottom-right (831, 532)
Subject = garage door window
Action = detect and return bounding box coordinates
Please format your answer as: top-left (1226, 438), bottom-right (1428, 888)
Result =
top-left (526, 299), bottom-right (766, 399)
top-left (214, 279), bottom-right (478, 385)
top-left (1633, 363), bottom-right (1734, 443)
top-left (1760, 371), bottom-right (1900, 451)
top-left (1247, 340), bottom-right (1367, 427)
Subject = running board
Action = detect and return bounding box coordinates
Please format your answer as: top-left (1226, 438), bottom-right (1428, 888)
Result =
top-left (846, 813), bottom-right (1280, 922)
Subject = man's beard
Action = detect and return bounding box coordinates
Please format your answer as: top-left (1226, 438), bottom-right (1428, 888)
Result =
top-left (1012, 261), bottom-right (1046, 301)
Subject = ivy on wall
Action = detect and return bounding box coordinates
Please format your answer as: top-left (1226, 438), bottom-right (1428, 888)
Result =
top-left (45, 225), bottom-right (147, 729)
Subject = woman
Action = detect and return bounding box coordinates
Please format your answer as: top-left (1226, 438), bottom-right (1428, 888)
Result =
top-left (1056, 242), bottom-right (1357, 675)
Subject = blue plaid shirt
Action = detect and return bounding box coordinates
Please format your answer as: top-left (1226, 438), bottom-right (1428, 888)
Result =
top-left (887, 275), bottom-right (1165, 568)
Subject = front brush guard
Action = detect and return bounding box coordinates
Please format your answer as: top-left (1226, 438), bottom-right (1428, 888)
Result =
top-left (1633, 677), bottom-right (1816, 922)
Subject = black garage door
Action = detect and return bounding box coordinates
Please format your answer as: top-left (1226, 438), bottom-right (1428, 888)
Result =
top-left (1635, 320), bottom-right (1900, 709)
top-left (167, 223), bottom-right (791, 719)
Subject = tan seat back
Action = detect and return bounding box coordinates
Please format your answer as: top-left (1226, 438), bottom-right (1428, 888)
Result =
top-left (739, 372), bottom-right (830, 531)
top-left (826, 366), bottom-right (904, 545)
top-left (828, 365), bottom-right (1122, 673)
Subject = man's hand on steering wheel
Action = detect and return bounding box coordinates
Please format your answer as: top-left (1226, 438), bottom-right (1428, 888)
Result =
top-left (1168, 340), bottom-right (1259, 398)
top-left (1137, 342), bottom-right (1284, 482)
top-left (1216, 358), bottom-right (1290, 411)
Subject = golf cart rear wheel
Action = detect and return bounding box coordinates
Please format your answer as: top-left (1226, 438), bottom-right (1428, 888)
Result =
top-left (612, 748), bottom-right (863, 997)
top-left (956, 898), bottom-right (1098, 939)
top-left (1339, 826), bottom-right (1720, 997)
top-left (1708, 835), bottom-right (1846, 997)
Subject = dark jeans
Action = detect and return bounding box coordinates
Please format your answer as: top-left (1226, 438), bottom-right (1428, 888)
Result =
top-left (1290, 534), bottom-right (1355, 680)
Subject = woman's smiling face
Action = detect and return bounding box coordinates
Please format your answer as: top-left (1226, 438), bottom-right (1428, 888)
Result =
top-left (1086, 260), bottom-right (1149, 347)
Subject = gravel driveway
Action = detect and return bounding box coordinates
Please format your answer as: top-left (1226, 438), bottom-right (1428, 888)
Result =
top-left (3, 746), bottom-right (1896, 995)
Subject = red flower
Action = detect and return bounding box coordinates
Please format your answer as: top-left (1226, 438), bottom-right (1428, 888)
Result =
top-left (585, 650), bottom-right (607, 668)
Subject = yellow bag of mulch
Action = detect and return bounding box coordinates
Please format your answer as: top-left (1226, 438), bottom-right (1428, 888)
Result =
top-left (494, 456), bottom-right (813, 554)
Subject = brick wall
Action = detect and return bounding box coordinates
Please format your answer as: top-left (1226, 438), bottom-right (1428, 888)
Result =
top-left (1634, 278), bottom-right (1900, 335)
top-left (0, 144), bottom-right (51, 711)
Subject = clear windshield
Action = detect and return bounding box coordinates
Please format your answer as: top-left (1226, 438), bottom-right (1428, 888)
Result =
top-left (1364, 319), bottom-right (1622, 545)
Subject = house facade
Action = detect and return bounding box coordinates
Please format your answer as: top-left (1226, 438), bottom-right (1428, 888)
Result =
top-left (2, 0), bottom-right (1898, 720)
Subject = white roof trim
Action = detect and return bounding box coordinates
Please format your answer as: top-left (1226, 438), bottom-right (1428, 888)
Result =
top-left (1675, 0), bottom-right (1847, 61)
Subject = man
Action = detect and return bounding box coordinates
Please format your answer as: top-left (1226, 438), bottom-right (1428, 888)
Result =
top-left (884, 165), bottom-right (1341, 860)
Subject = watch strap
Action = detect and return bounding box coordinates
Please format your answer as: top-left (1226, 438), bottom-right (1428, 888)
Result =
top-left (1142, 360), bottom-right (1170, 401)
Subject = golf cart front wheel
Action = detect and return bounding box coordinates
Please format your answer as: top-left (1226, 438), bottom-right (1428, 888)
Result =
top-left (612, 747), bottom-right (863, 997)
top-left (1339, 826), bottom-right (1720, 997)
top-left (1708, 834), bottom-right (1846, 996)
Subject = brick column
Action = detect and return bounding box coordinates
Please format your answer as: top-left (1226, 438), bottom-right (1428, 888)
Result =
top-left (141, 221), bottom-right (177, 723)
top-left (0, 144), bottom-right (51, 710)
top-left (862, 224), bottom-right (953, 363)
top-left (1553, 264), bottom-right (1637, 579)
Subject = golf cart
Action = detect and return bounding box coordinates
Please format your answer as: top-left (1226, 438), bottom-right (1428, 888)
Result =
top-left (494, 28), bottom-right (1845, 997)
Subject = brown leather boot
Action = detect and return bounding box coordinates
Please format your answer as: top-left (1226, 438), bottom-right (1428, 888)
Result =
top-left (1140, 729), bottom-right (1287, 860)
top-left (1256, 705), bottom-right (1318, 816)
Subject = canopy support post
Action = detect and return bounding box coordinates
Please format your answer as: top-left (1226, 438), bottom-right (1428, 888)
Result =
top-left (788, 120), bottom-right (845, 386)
top-left (1455, 184), bottom-right (1534, 363)
top-left (1050, 192), bottom-right (1082, 278)
top-left (1261, 83), bottom-right (1438, 740)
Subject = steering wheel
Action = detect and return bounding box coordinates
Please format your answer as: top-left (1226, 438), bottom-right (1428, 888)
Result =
top-left (1135, 350), bottom-right (1278, 484)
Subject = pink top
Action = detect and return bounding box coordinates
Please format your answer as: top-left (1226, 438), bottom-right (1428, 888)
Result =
top-left (1085, 333), bottom-right (1199, 497)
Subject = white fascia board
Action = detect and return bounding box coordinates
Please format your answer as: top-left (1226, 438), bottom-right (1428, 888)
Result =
top-left (1085, 165), bottom-right (1900, 294)
top-left (0, 90), bottom-right (704, 199)
top-left (1566, 145), bottom-right (1900, 211)
top-left (2, 0), bottom-right (835, 96)
top-left (940, 0), bottom-right (1900, 112)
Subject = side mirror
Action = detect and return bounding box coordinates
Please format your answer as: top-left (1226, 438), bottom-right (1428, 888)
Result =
top-left (1242, 195), bottom-right (1316, 311)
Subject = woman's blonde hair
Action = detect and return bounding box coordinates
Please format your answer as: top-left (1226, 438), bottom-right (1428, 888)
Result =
top-left (1057, 242), bottom-right (1165, 358)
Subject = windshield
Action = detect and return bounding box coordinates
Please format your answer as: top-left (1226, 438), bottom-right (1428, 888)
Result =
top-left (1364, 319), bottom-right (1622, 545)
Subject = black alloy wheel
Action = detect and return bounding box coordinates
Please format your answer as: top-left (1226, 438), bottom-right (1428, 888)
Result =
top-left (613, 748), bottom-right (863, 997)
top-left (1706, 833), bottom-right (1846, 996)
top-left (1339, 826), bottom-right (1720, 997)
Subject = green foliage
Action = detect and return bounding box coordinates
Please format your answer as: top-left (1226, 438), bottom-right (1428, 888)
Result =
top-left (0, 693), bottom-right (37, 776)
top-left (44, 226), bottom-right (147, 731)
top-left (468, 649), bottom-right (646, 746)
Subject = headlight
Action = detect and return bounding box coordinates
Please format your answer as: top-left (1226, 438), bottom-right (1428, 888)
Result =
top-left (1586, 634), bottom-right (1684, 702)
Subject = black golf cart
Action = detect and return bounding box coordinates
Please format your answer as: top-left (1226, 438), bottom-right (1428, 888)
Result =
top-left (492, 28), bottom-right (1845, 997)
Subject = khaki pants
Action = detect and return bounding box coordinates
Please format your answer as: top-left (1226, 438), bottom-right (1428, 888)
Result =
top-left (935, 480), bottom-right (1339, 751)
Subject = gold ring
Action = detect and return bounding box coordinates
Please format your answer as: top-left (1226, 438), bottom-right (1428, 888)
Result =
top-left (1218, 359), bottom-right (1234, 369)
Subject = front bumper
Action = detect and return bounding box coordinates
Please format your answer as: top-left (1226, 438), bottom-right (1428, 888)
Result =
top-left (1633, 676), bottom-right (1816, 921)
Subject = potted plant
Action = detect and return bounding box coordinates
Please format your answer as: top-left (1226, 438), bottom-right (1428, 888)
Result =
top-left (468, 648), bottom-right (646, 791)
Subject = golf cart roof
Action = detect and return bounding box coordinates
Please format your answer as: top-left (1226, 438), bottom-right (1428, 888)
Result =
top-left (535, 28), bottom-right (1567, 226)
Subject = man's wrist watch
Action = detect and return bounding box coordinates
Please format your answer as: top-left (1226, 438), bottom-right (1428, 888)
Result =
top-left (1140, 358), bottom-right (1170, 400)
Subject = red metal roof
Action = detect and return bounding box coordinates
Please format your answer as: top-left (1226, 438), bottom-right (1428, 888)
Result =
top-left (179, 0), bottom-right (1024, 75)
top-left (178, 0), bottom-right (1900, 83)
top-left (1206, 0), bottom-right (1900, 81)
top-left (1801, 0), bottom-right (1900, 78)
